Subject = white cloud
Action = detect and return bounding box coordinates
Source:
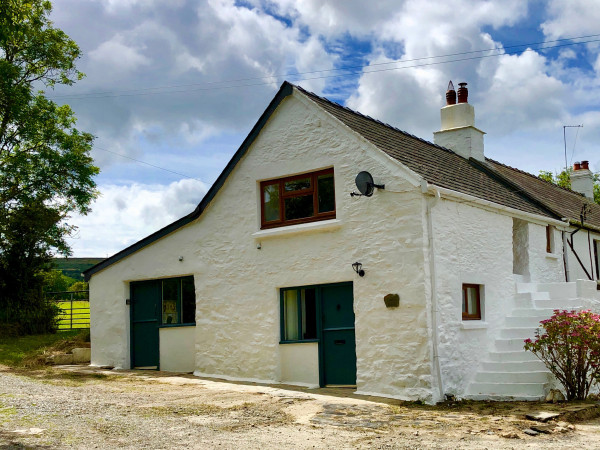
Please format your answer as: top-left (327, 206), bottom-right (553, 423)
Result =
top-left (66, 179), bottom-right (208, 256)
top-left (88, 39), bottom-right (151, 73)
top-left (478, 50), bottom-right (565, 134)
top-left (542, 0), bottom-right (600, 39)
top-left (52, 0), bottom-right (335, 167)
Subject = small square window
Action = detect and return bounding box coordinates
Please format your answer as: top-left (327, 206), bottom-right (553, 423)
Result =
top-left (462, 284), bottom-right (482, 320)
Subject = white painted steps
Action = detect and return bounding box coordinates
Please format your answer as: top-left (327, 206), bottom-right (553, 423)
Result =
top-left (464, 279), bottom-right (580, 400)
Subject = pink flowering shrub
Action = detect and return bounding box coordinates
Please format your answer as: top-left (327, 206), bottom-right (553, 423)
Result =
top-left (524, 309), bottom-right (600, 400)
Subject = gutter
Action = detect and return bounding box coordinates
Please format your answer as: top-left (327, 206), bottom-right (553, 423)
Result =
top-left (425, 185), bottom-right (569, 229)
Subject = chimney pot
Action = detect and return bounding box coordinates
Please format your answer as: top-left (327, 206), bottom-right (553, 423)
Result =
top-left (446, 80), bottom-right (456, 105)
top-left (571, 158), bottom-right (594, 199)
top-left (457, 82), bottom-right (468, 103)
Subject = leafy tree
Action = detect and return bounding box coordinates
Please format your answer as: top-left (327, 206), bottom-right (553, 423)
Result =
top-left (42, 269), bottom-right (77, 293)
top-left (539, 168), bottom-right (600, 205)
top-left (0, 1), bottom-right (99, 334)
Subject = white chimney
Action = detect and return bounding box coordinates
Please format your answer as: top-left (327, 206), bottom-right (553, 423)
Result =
top-left (571, 160), bottom-right (594, 199)
top-left (433, 81), bottom-right (485, 161)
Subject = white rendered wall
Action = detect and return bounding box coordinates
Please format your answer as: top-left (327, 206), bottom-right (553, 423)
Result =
top-left (566, 229), bottom-right (600, 282)
top-left (431, 198), bottom-right (517, 398)
top-left (89, 91), bottom-right (433, 402)
top-left (526, 223), bottom-right (565, 283)
top-left (433, 127), bottom-right (484, 162)
top-left (159, 326), bottom-right (195, 372)
top-left (89, 277), bottom-right (130, 369)
top-left (280, 343), bottom-right (319, 387)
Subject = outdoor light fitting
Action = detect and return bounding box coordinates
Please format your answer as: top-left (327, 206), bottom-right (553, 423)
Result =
top-left (352, 261), bottom-right (365, 277)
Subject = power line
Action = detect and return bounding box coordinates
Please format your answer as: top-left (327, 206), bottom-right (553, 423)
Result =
top-left (94, 145), bottom-right (204, 182)
top-left (48, 33), bottom-right (600, 101)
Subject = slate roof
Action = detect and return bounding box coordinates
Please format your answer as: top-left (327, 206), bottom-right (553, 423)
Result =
top-left (485, 159), bottom-right (600, 230)
top-left (297, 85), bottom-right (600, 231)
top-left (84, 81), bottom-right (599, 280)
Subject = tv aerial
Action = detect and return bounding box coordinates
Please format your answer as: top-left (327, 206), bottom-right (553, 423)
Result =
top-left (351, 171), bottom-right (385, 197)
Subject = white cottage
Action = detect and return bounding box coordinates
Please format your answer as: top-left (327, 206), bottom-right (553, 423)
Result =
top-left (85, 81), bottom-right (600, 403)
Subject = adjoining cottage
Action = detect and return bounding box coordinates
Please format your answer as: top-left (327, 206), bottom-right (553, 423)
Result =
top-left (84, 81), bottom-right (600, 403)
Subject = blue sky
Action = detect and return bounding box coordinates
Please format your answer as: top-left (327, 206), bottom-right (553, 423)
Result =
top-left (48, 0), bottom-right (600, 257)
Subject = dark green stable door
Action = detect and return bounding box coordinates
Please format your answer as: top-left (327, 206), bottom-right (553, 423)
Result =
top-left (321, 283), bottom-right (356, 386)
top-left (131, 280), bottom-right (161, 369)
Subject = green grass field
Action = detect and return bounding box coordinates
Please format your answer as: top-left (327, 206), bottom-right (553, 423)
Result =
top-left (0, 330), bottom-right (85, 367)
top-left (56, 301), bottom-right (90, 330)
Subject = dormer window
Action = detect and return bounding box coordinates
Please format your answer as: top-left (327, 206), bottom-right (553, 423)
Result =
top-left (260, 168), bottom-right (335, 229)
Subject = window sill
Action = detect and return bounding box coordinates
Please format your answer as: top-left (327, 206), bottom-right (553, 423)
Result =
top-left (159, 323), bottom-right (196, 329)
top-left (253, 219), bottom-right (342, 240)
top-left (460, 321), bottom-right (488, 330)
top-left (545, 253), bottom-right (560, 260)
top-left (279, 339), bottom-right (320, 345)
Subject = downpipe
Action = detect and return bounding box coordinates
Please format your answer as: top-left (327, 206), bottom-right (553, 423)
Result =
top-left (424, 182), bottom-right (444, 401)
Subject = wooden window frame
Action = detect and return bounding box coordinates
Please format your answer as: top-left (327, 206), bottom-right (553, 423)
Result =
top-left (159, 276), bottom-right (196, 327)
top-left (280, 286), bottom-right (319, 343)
top-left (462, 283), bottom-right (482, 320)
top-left (260, 168), bottom-right (335, 229)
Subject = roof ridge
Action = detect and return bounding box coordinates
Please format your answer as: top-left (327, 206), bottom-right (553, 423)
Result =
top-left (485, 157), bottom-right (588, 198)
top-left (292, 82), bottom-right (457, 156)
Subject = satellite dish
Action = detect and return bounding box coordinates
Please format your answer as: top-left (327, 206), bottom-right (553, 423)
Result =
top-left (354, 171), bottom-right (385, 197)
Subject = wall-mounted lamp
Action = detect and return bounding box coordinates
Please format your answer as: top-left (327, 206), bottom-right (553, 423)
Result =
top-left (352, 261), bottom-right (365, 277)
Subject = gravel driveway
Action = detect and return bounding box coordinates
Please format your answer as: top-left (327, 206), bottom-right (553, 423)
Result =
top-left (1, 365), bottom-right (600, 449)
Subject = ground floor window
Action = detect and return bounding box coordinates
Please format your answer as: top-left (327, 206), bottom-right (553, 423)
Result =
top-left (161, 276), bottom-right (196, 325)
top-left (281, 287), bottom-right (317, 341)
top-left (462, 284), bottom-right (482, 320)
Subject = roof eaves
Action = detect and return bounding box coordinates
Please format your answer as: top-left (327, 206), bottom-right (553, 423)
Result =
top-left (83, 81), bottom-right (295, 281)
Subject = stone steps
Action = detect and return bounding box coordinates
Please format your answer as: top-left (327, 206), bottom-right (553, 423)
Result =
top-left (464, 279), bottom-right (579, 400)
top-left (474, 371), bottom-right (551, 384)
top-left (505, 315), bottom-right (548, 328)
top-left (496, 338), bottom-right (533, 352)
top-left (468, 382), bottom-right (549, 397)
top-left (500, 327), bottom-right (538, 339)
top-left (480, 360), bottom-right (546, 372)
top-left (516, 282), bottom-right (577, 298)
top-left (533, 299), bottom-right (581, 310)
top-left (487, 350), bottom-right (540, 362)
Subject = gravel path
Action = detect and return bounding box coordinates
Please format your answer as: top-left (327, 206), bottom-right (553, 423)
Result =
top-left (1, 366), bottom-right (600, 449)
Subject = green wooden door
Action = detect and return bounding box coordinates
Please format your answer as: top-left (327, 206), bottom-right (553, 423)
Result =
top-left (321, 283), bottom-right (356, 386)
top-left (130, 280), bottom-right (161, 369)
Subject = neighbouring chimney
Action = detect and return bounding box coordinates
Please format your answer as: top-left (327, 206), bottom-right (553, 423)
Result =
top-left (571, 160), bottom-right (594, 199)
top-left (433, 81), bottom-right (485, 161)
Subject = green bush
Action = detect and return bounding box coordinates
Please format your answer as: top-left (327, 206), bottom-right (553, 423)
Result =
top-left (524, 309), bottom-right (600, 400)
top-left (0, 296), bottom-right (59, 336)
